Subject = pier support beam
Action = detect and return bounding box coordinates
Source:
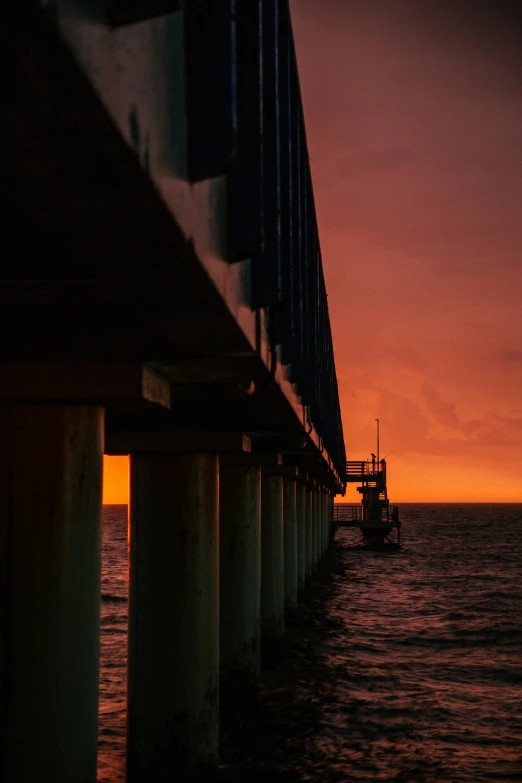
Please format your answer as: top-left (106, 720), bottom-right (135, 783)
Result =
top-left (296, 480), bottom-right (306, 592)
top-left (311, 490), bottom-right (318, 574)
top-left (317, 490), bottom-right (323, 560)
top-left (319, 487), bottom-right (328, 557)
top-left (127, 452), bottom-right (219, 783)
top-left (260, 471), bottom-right (284, 660)
top-left (283, 476), bottom-right (298, 615)
top-left (323, 496), bottom-right (330, 552)
top-left (219, 463), bottom-right (261, 708)
top-left (305, 485), bottom-right (313, 581)
top-left (1, 405), bottom-right (104, 783)
top-left (324, 491), bottom-right (330, 551)
top-left (316, 488), bottom-right (323, 558)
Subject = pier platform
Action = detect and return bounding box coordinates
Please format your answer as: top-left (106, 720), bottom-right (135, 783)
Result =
top-left (334, 460), bottom-right (401, 547)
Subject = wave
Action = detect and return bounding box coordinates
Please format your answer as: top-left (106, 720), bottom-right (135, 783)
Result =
top-left (101, 593), bottom-right (128, 603)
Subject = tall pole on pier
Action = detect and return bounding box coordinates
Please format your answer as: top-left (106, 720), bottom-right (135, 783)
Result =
top-left (375, 418), bottom-right (380, 465)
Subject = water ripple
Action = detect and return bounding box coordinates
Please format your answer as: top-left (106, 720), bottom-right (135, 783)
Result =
top-left (99, 503), bottom-right (522, 783)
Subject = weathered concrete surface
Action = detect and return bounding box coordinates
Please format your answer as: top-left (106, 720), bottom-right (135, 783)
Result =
top-left (127, 452), bottom-right (219, 783)
top-left (219, 463), bottom-right (261, 707)
top-left (296, 482), bottom-right (306, 592)
top-left (312, 489), bottom-right (319, 573)
top-left (319, 488), bottom-right (328, 557)
top-left (0, 405), bottom-right (104, 783)
top-left (260, 473), bottom-right (284, 659)
top-left (283, 477), bottom-right (298, 613)
top-left (305, 487), bottom-right (313, 580)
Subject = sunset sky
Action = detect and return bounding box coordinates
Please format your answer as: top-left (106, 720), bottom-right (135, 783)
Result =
top-left (103, 1), bottom-right (522, 504)
top-left (290, 0), bottom-right (522, 502)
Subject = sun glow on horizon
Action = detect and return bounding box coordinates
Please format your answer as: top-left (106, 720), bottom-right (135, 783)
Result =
top-left (103, 452), bottom-right (519, 506)
top-left (338, 453), bottom-right (521, 504)
top-left (103, 455), bottom-right (129, 505)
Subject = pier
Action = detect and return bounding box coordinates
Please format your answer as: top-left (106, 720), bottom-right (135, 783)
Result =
top-left (334, 460), bottom-right (401, 548)
top-left (1, 2), bottom-right (345, 781)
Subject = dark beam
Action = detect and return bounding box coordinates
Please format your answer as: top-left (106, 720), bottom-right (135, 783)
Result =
top-left (105, 0), bottom-right (180, 27)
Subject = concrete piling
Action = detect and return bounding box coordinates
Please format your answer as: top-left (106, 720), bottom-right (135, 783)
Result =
top-left (319, 487), bottom-right (328, 557)
top-left (296, 480), bottom-right (307, 592)
top-left (311, 490), bottom-right (318, 574)
top-left (317, 490), bottom-right (322, 561)
top-left (324, 491), bottom-right (329, 552)
top-left (0, 405), bottom-right (104, 783)
top-left (316, 488), bottom-right (323, 557)
top-left (260, 472), bottom-right (285, 660)
top-left (324, 490), bottom-right (332, 549)
top-left (127, 452), bottom-right (219, 783)
top-left (219, 463), bottom-right (262, 707)
top-left (283, 476), bottom-right (298, 614)
top-left (305, 485), bottom-right (313, 581)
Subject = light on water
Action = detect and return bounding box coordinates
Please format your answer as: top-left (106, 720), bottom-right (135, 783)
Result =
top-left (98, 504), bottom-right (522, 782)
top-left (98, 506), bottom-right (128, 783)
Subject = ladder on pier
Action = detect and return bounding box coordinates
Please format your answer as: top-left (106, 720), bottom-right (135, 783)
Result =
top-left (335, 459), bottom-right (401, 548)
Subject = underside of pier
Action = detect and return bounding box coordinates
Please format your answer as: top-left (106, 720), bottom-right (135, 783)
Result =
top-left (1, 1), bottom-right (346, 780)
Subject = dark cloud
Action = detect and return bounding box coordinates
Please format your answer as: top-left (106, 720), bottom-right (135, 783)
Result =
top-left (500, 350), bottom-right (522, 363)
top-left (421, 385), bottom-right (460, 428)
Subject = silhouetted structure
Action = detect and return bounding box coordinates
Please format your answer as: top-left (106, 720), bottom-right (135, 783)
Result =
top-left (334, 459), bottom-right (401, 548)
top-left (1, 2), bottom-right (346, 781)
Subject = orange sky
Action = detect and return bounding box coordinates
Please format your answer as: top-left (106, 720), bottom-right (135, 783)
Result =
top-left (103, 456), bottom-right (129, 504)
top-left (103, 2), bottom-right (522, 505)
top-left (290, 0), bottom-right (522, 502)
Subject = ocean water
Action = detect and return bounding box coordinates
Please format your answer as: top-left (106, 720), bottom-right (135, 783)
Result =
top-left (98, 506), bottom-right (128, 783)
top-left (98, 503), bottom-right (522, 782)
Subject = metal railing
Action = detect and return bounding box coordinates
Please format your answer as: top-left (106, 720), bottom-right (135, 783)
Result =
top-left (184, 0), bottom-right (346, 484)
top-left (345, 460), bottom-right (386, 482)
top-left (333, 504), bottom-right (400, 524)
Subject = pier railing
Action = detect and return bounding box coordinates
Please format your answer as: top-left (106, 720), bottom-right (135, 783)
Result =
top-left (197, 0), bottom-right (346, 481)
top-left (346, 461), bottom-right (386, 482)
top-left (333, 504), bottom-right (400, 524)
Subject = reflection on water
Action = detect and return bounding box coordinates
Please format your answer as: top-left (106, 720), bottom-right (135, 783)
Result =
top-left (311, 504), bottom-right (522, 783)
top-left (99, 504), bottom-right (522, 782)
top-left (98, 506), bottom-right (127, 783)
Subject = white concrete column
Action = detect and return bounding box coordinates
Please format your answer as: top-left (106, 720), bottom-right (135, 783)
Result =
top-left (329, 493), bottom-right (335, 545)
top-left (1, 405), bottom-right (104, 783)
top-left (296, 481), bottom-right (306, 592)
top-left (219, 463), bottom-right (261, 706)
top-left (323, 491), bottom-right (329, 552)
top-left (319, 488), bottom-right (328, 557)
top-left (283, 477), bottom-right (298, 613)
top-left (311, 490), bottom-right (318, 573)
top-left (315, 490), bottom-right (320, 563)
top-left (305, 486), bottom-right (313, 580)
top-left (317, 488), bottom-right (324, 557)
top-left (127, 452), bottom-right (219, 783)
top-left (318, 489), bottom-right (324, 559)
top-left (326, 492), bottom-right (332, 548)
top-left (260, 473), bottom-right (284, 657)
